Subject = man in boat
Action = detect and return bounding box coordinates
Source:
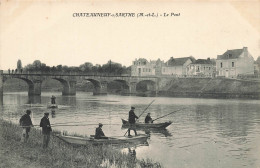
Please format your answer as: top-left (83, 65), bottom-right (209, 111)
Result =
top-left (128, 106), bottom-right (138, 136)
top-left (19, 110), bottom-right (34, 143)
top-left (145, 113), bottom-right (153, 123)
top-left (94, 123), bottom-right (108, 139)
top-left (51, 95), bottom-right (56, 104)
top-left (40, 112), bottom-right (52, 148)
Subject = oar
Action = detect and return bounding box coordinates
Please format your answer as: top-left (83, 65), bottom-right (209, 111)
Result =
top-left (137, 99), bottom-right (155, 119)
top-left (152, 108), bottom-right (186, 122)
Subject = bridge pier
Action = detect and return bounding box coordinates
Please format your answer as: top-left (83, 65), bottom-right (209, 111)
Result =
top-left (28, 80), bottom-right (42, 95)
top-left (0, 71), bottom-right (3, 96)
top-left (129, 82), bottom-right (137, 95)
top-left (62, 81), bottom-right (76, 95)
top-left (93, 81), bottom-right (108, 95)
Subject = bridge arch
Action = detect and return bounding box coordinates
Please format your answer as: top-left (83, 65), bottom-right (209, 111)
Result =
top-left (136, 80), bottom-right (157, 96)
top-left (3, 77), bottom-right (41, 95)
top-left (84, 78), bottom-right (107, 95)
top-left (107, 79), bottom-right (130, 95)
top-left (52, 78), bottom-right (76, 95)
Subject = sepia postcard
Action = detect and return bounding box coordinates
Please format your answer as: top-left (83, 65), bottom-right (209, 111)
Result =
top-left (0, 0), bottom-right (259, 168)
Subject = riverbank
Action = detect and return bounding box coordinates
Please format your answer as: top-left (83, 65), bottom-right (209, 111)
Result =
top-left (158, 78), bottom-right (260, 99)
top-left (0, 119), bottom-right (161, 168)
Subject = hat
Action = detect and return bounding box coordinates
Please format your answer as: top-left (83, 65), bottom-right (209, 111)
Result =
top-left (44, 112), bottom-right (49, 115)
top-left (26, 110), bottom-right (31, 114)
top-left (99, 123), bottom-right (103, 126)
top-left (131, 106), bottom-right (135, 109)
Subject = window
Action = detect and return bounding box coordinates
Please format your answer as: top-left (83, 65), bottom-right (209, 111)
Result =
top-left (232, 62), bottom-right (234, 67)
top-left (220, 62), bottom-right (223, 68)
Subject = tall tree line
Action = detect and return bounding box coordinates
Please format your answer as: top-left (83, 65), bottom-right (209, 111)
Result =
top-left (23, 60), bottom-right (131, 75)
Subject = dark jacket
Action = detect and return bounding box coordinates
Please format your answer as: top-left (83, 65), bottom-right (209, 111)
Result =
top-left (95, 127), bottom-right (105, 139)
top-left (145, 115), bottom-right (153, 123)
top-left (19, 114), bottom-right (33, 126)
top-left (40, 117), bottom-right (52, 135)
top-left (128, 110), bottom-right (138, 124)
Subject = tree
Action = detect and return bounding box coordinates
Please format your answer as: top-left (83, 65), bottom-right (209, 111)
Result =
top-left (17, 59), bottom-right (22, 72)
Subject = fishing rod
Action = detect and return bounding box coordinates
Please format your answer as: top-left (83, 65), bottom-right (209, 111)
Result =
top-left (152, 108), bottom-right (186, 122)
top-left (137, 99), bottom-right (155, 119)
top-left (123, 100), bottom-right (155, 136)
top-left (51, 123), bottom-right (121, 127)
top-left (52, 121), bottom-right (88, 125)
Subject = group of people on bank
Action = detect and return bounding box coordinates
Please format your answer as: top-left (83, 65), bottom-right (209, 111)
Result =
top-left (19, 110), bottom-right (52, 148)
top-left (19, 104), bottom-right (154, 147)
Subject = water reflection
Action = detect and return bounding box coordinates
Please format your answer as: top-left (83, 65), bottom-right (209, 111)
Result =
top-left (0, 96), bottom-right (3, 106)
top-left (128, 147), bottom-right (137, 159)
top-left (27, 95), bottom-right (41, 104)
top-left (51, 109), bottom-right (56, 118)
top-left (144, 129), bottom-right (172, 137)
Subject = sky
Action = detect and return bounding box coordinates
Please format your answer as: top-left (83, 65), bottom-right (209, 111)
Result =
top-left (0, 0), bottom-right (259, 70)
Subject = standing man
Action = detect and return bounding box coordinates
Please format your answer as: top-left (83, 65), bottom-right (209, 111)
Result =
top-left (19, 110), bottom-right (33, 143)
top-left (145, 113), bottom-right (153, 123)
top-left (51, 95), bottom-right (56, 104)
top-left (40, 112), bottom-right (52, 148)
top-left (128, 106), bottom-right (139, 136)
top-left (94, 123), bottom-right (108, 139)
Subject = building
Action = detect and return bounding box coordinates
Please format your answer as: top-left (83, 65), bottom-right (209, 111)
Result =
top-left (186, 58), bottom-right (215, 77)
top-left (162, 57), bottom-right (194, 76)
top-left (131, 58), bottom-right (164, 76)
top-left (216, 47), bottom-right (254, 78)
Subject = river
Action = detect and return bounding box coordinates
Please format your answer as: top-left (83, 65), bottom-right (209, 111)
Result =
top-left (0, 92), bottom-right (260, 168)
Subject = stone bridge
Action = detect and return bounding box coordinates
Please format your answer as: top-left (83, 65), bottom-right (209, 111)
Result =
top-left (0, 71), bottom-right (160, 96)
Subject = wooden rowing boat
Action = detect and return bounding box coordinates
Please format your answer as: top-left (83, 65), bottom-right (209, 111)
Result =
top-left (121, 119), bottom-right (172, 129)
top-left (56, 134), bottom-right (149, 145)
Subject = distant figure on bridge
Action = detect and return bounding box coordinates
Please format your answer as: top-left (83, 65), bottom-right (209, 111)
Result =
top-left (21, 69), bottom-right (23, 74)
top-left (145, 113), bottom-right (153, 123)
top-left (51, 95), bottom-right (56, 104)
top-left (12, 69), bottom-right (14, 74)
top-left (8, 69), bottom-right (10, 74)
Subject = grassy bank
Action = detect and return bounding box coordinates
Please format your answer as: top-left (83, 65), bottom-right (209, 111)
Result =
top-left (0, 119), bottom-right (161, 168)
top-left (160, 78), bottom-right (260, 99)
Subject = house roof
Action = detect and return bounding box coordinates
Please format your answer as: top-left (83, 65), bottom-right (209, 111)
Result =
top-left (166, 57), bottom-right (192, 66)
top-left (192, 59), bottom-right (212, 64)
top-left (217, 48), bottom-right (244, 60)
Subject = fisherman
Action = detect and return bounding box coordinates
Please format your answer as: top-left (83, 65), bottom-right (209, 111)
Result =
top-left (128, 106), bottom-right (139, 136)
top-left (51, 95), bottom-right (56, 104)
top-left (94, 123), bottom-right (108, 139)
top-left (145, 113), bottom-right (153, 123)
top-left (19, 110), bottom-right (33, 143)
top-left (40, 112), bottom-right (52, 148)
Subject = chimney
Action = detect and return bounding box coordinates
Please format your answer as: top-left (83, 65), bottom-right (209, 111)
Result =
top-left (243, 47), bottom-right (248, 52)
top-left (243, 47), bottom-right (248, 56)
